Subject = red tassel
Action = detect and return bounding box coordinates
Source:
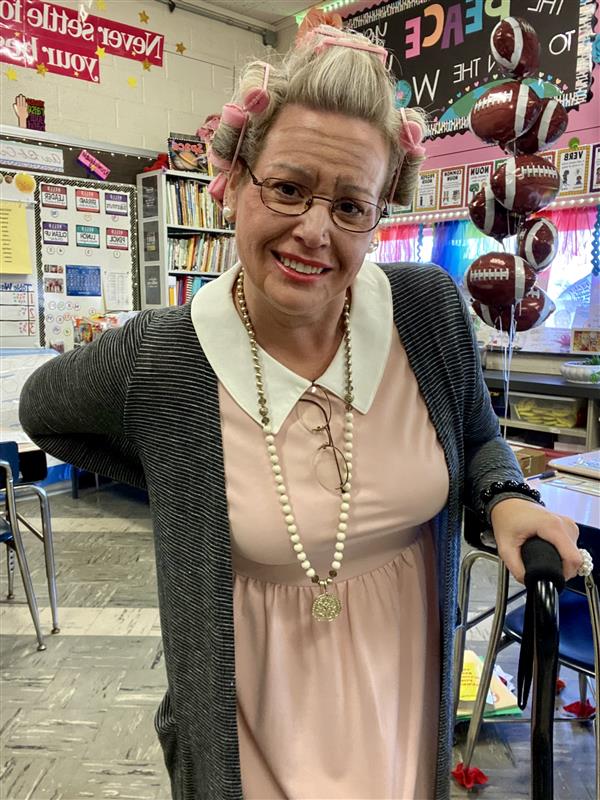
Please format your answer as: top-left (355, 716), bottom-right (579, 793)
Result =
top-left (563, 699), bottom-right (596, 719)
top-left (556, 678), bottom-right (566, 694)
top-left (452, 762), bottom-right (489, 789)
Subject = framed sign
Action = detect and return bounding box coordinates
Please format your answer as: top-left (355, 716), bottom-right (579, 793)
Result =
top-left (590, 144), bottom-right (600, 193)
top-left (439, 166), bottom-right (465, 210)
top-left (466, 162), bottom-right (493, 203)
top-left (346, 0), bottom-right (595, 138)
top-left (415, 169), bottom-right (439, 212)
top-left (571, 328), bottom-right (600, 355)
top-left (557, 145), bottom-right (591, 196)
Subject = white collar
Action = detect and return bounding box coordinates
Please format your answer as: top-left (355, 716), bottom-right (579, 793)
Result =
top-left (191, 260), bottom-right (393, 433)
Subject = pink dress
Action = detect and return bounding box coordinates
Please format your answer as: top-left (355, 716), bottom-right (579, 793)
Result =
top-left (220, 328), bottom-right (449, 799)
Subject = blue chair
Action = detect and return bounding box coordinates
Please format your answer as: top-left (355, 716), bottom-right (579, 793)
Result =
top-left (0, 442), bottom-right (59, 648)
top-left (454, 512), bottom-right (600, 799)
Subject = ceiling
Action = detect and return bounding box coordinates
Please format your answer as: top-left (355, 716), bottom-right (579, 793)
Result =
top-left (163, 0), bottom-right (378, 34)
top-left (191, 0), bottom-right (314, 27)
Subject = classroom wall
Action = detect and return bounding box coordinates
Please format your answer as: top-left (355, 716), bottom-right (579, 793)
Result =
top-left (0, 0), bottom-right (269, 151)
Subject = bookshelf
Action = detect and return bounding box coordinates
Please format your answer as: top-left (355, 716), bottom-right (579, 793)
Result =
top-left (136, 169), bottom-right (237, 309)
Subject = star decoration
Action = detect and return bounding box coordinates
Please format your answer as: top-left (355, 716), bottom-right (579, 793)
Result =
top-left (36, 62), bottom-right (48, 76)
top-left (142, 58), bottom-right (151, 71)
top-left (139, 10), bottom-right (149, 23)
top-left (96, 46), bottom-right (106, 59)
top-left (14, 31), bottom-right (20, 37)
top-left (175, 41), bottom-right (186, 55)
top-left (127, 76), bottom-right (138, 88)
top-left (74, 71), bottom-right (80, 77)
top-left (5, 67), bottom-right (17, 80)
top-left (96, 0), bottom-right (107, 8)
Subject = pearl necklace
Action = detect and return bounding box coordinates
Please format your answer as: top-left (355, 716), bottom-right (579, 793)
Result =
top-left (236, 269), bottom-right (354, 622)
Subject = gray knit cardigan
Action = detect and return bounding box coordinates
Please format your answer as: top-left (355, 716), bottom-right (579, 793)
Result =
top-left (20, 263), bottom-right (523, 800)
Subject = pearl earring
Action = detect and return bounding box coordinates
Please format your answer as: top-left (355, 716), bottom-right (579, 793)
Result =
top-left (223, 205), bottom-right (235, 222)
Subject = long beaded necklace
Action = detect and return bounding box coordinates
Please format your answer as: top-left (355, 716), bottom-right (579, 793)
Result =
top-left (235, 269), bottom-right (355, 622)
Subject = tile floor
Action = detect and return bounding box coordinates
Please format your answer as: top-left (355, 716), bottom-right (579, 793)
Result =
top-left (0, 483), bottom-right (595, 799)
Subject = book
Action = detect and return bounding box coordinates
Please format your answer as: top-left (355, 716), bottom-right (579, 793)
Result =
top-left (167, 133), bottom-right (208, 172)
top-left (456, 650), bottom-right (521, 720)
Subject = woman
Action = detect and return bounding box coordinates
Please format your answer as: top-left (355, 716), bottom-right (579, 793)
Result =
top-left (20, 24), bottom-right (583, 800)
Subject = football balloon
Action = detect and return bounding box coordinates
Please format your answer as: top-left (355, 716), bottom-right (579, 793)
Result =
top-left (469, 81), bottom-right (542, 148)
top-left (490, 17), bottom-right (541, 78)
top-left (468, 184), bottom-right (521, 241)
top-left (490, 155), bottom-right (560, 215)
top-left (512, 98), bottom-right (568, 155)
top-left (467, 252), bottom-right (536, 306)
top-left (517, 217), bottom-right (558, 271)
top-left (472, 286), bottom-right (556, 332)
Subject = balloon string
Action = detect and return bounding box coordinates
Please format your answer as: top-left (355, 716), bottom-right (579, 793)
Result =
top-left (501, 307), bottom-right (517, 440)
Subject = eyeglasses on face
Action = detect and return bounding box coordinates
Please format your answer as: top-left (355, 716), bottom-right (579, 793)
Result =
top-left (243, 161), bottom-right (388, 233)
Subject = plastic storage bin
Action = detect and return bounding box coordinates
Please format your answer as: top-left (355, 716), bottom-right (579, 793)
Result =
top-left (509, 393), bottom-right (584, 429)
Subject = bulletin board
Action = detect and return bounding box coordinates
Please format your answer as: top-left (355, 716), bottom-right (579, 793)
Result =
top-left (34, 173), bottom-right (139, 352)
top-left (0, 174), bottom-right (40, 347)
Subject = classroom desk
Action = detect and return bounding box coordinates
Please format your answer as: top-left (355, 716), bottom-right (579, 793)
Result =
top-left (529, 475), bottom-right (599, 532)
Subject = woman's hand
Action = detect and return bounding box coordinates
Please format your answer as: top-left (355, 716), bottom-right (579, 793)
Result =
top-left (490, 497), bottom-right (582, 584)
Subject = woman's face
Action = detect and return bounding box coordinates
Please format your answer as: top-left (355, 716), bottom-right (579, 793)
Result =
top-left (226, 104), bottom-right (390, 323)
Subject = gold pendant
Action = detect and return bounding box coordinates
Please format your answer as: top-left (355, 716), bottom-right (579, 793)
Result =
top-left (312, 590), bottom-right (342, 622)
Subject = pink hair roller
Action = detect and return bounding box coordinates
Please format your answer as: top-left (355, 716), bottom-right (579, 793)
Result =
top-left (208, 150), bottom-right (232, 171)
top-left (398, 109), bottom-right (426, 158)
top-left (221, 103), bottom-right (248, 129)
top-left (243, 86), bottom-right (270, 114)
top-left (207, 172), bottom-right (227, 206)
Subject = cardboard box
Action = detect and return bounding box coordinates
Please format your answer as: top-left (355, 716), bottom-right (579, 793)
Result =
top-left (510, 446), bottom-right (547, 478)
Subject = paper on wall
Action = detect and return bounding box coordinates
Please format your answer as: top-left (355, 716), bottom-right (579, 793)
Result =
top-left (0, 201), bottom-right (32, 274)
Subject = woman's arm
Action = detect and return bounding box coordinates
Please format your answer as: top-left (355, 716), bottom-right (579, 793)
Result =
top-left (19, 310), bottom-right (156, 489)
top-left (451, 283), bottom-right (581, 581)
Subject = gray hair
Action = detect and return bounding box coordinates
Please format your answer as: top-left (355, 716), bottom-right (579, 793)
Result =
top-left (210, 26), bottom-right (426, 207)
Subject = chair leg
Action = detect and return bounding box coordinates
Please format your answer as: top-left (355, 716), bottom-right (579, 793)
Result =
top-left (27, 485), bottom-right (59, 634)
top-left (6, 543), bottom-right (15, 599)
top-left (461, 559), bottom-right (511, 771)
top-left (454, 550), bottom-right (481, 719)
top-left (584, 574), bottom-right (600, 800)
top-left (579, 672), bottom-right (589, 705)
top-left (9, 531), bottom-right (46, 651)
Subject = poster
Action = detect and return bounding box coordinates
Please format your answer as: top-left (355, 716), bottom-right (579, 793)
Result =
top-left (106, 228), bottom-right (129, 250)
top-left (466, 162), bottom-right (492, 203)
top-left (42, 221), bottom-right (68, 245)
top-left (0, 139), bottom-right (63, 173)
top-left (75, 188), bottom-right (100, 213)
top-left (571, 328), bottom-right (600, 354)
top-left (415, 170), bottom-right (438, 212)
top-left (104, 271), bottom-right (132, 310)
top-left (0, 281), bottom-right (36, 339)
top-left (439, 166), bottom-right (465, 209)
top-left (346, 0), bottom-right (595, 138)
top-left (168, 134), bottom-right (208, 172)
top-left (557, 145), bottom-right (591, 196)
top-left (41, 183), bottom-right (68, 209)
top-left (590, 144), bottom-right (600, 193)
top-left (66, 265), bottom-right (102, 297)
top-left (142, 175), bottom-right (159, 218)
top-left (144, 263), bottom-right (161, 305)
top-left (0, 201), bottom-right (32, 274)
top-left (0, 1), bottom-right (165, 84)
top-left (76, 224), bottom-right (101, 248)
top-left (105, 192), bottom-right (128, 216)
top-left (143, 220), bottom-right (160, 260)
